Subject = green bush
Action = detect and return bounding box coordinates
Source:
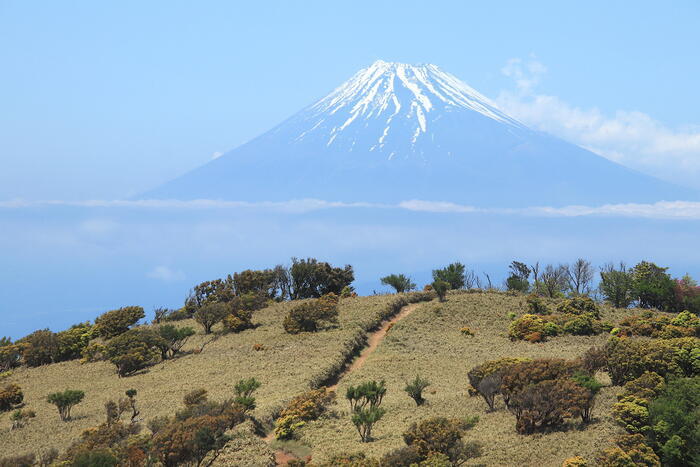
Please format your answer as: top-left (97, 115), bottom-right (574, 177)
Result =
top-left (283, 293), bottom-right (339, 334)
top-left (631, 261), bottom-right (676, 311)
top-left (105, 328), bottom-right (165, 376)
top-left (94, 306), bottom-right (145, 338)
top-left (352, 406), bottom-right (386, 442)
top-left (47, 389), bottom-right (85, 421)
top-left (288, 257), bottom-right (354, 299)
top-left (222, 307), bottom-right (254, 333)
top-left (526, 294), bottom-right (549, 314)
top-left (0, 383), bottom-right (23, 411)
top-left (72, 450), bottom-right (118, 467)
top-left (556, 296), bottom-right (600, 318)
top-left (431, 280), bottom-right (450, 302)
top-left (599, 263), bottom-right (634, 308)
top-left (380, 274), bottom-right (416, 293)
top-left (597, 434), bottom-right (661, 466)
top-left (404, 375), bottom-right (430, 406)
top-left (232, 377), bottom-right (261, 412)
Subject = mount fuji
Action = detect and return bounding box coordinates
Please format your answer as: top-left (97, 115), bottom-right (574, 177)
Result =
top-left (145, 60), bottom-right (696, 207)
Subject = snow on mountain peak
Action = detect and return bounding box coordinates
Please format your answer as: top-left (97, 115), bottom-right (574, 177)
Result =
top-left (294, 60), bottom-right (523, 152)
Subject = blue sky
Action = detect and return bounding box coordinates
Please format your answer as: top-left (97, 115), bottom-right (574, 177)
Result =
top-left (2, 0), bottom-right (700, 199)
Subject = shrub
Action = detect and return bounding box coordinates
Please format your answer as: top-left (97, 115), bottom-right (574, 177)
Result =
top-left (571, 372), bottom-right (603, 422)
top-left (615, 311), bottom-right (699, 339)
top-left (468, 357), bottom-right (530, 410)
top-left (597, 434), bottom-right (660, 466)
top-left (431, 280), bottom-right (449, 302)
top-left (151, 414), bottom-right (232, 467)
top-left (647, 376), bottom-right (700, 466)
top-left (0, 454), bottom-right (35, 467)
top-left (672, 274), bottom-right (700, 314)
top-left (432, 263), bottom-right (466, 290)
top-left (352, 406), bottom-right (386, 442)
top-left (508, 314), bottom-right (546, 341)
top-left (157, 324), bottom-right (195, 359)
top-left (72, 450), bottom-right (119, 467)
top-left (94, 306), bottom-right (145, 338)
top-left (612, 396), bottom-right (650, 434)
top-left (194, 302), bottom-right (229, 334)
top-left (404, 375), bottom-right (430, 406)
top-left (184, 277), bottom-right (236, 314)
top-left (233, 377), bottom-right (261, 412)
top-left (0, 383), bottom-right (23, 411)
top-left (10, 408), bottom-right (36, 430)
top-left (630, 261), bottom-right (675, 311)
top-left (402, 416), bottom-right (481, 464)
top-left (274, 388), bottom-right (335, 439)
top-left (619, 371), bottom-right (665, 401)
top-left (380, 446), bottom-right (423, 466)
top-left (0, 341), bottom-right (22, 371)
top-left (56, 323), bottom-right (95, 361)
top-left (604, 336), bottom-right (700, 385)
top-left (283, 293), bottom-right (339, 334)
top-left (105, 328), bottom-right (164, 376)
top-left (18, 329), bottom-right (59, 366)
top-left (556, 296), bottom-right (600, 318)
top-left (460, 326), bottom-right (474, 336)
top-left (562, 457), bottom-right (588, 467)
top-left (582, 346), bottom-right (607, 374)
top-left (526, 294), bottom-right (549, 314)
top-left (222, 307), bottom-right (254, 333)
top-left (562, 314), bottom-right (597, 336)
top-left (232, 268), bottom-right (279, 298)
top-left (47, 389), bottom-right (85, 421)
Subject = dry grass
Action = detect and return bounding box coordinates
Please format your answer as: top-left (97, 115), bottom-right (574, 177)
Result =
top-left (297, 291), bottom-right (634, 466)
top-left (0, 294), bottom-right (402, 457)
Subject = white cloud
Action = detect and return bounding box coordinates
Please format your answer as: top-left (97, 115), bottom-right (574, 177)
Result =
top-left (3, 198), bottom-right (700, 219)
top-left (211, 151), bottom-right (223, 159)
top-left (495, 58), bottom-right (700, 189)
top-left (147, 265), bottom-right (185, 282)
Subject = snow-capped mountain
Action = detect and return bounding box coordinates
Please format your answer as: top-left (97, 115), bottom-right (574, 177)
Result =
top-left (144, 60), bottom-right (696, 206)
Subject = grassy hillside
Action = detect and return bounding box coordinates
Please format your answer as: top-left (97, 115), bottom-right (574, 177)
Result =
top-left (1, 291), bottom-right (641, 465)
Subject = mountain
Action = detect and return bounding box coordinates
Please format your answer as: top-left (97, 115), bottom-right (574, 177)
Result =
top-left (144, 60), bottom-right (696, 207)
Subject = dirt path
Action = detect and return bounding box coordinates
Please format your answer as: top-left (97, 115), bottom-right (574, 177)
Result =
top-left (267, 302), bottom-right (421, 465)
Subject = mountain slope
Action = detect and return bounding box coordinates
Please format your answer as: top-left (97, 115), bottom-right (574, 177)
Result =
top-left (144, 60), bottom-right (696, 207)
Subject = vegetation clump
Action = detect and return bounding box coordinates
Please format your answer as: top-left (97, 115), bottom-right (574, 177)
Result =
top-left (0, 383), bottom-right (23, 411)
top-left (94, 306), bottom-right (145, 338)
top-left (283, 293), bottom-right (339, 334)
top-left (613, 310), bottom-right (699, 338)
top-left (346, 380), bottom-right (387, 442)
top-left (404, 375), bottom-right (430, 406)
top-left (380, 273), bottom-right (416, 293)
top-left (274, 388), bottom-right (335, 439)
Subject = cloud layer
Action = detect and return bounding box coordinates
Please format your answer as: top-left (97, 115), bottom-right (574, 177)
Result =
top-left (495, 57), bottom-right (700, 190)
top-left (2, 198), bottom-right (700, 220)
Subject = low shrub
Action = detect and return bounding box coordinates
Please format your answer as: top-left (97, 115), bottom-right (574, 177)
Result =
top-left (0, 383), bottom-right (23, 411)
top-left (0, 454), bottom-right (35, 467)
top-left (157, 324), bottom-right (195, 359)
top-left (596, 434), bottom-right (661, 466)
top-left (556, 296), bottom-right (600, 318)
top-left (526, 294), bottom-right (550, 314)
top-left (459, 326), bottom-right (474, 336)
top-left (94, 306), bottom-right (145, 338)
top-left (404, 375), bottom-right (430, 406)
top-left (47, 389), bottom-right (85, 421)
top-left (615, 310), bottom-right (699, 338)
top-left (233, 377), bottom-right (261, 412)
top-left (10, 408), bottom-right (36, 430)
top-left (562, 456), bottom-right (588, 466)
top-left (402, 416), bottom-right (481, 464)
top-left (222, 307), bottom-right (254, 333)
top-left (283, 293), bottom-right (339, 334)
top-left (468, 357), bottom-right (530, 410)
top-left (432, 280), bottom-right (449, 302)
top-left (274, 388), bottom-right (335, 439)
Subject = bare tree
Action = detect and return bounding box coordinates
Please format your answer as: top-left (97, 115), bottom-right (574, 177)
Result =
top-left (566, 258), bottom-right (594, 295)
top-left (540, 264), bottom-right (568, 298)
top-left (464, 269), bottom-right (478, 289)
top-left (530, 262), bottom-right (540, 294)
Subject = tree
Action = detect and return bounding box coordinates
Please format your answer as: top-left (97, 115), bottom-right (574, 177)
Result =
top-left (404, 375), bottom-right (430, 406)
top-left (47, 389), bottom-right (85, 421)
top-left (530, 262), bottom-right (541, 294)
top-left (402, 416), bottom-right (481, 464)
top-left (289, 257), bottom-right (354, 299)
top-left (17, 329), bottom-right (59, 366)
top-left (380, 274), bottom-right (416, 293)
top-left (158, 325), bottom-right (195, 359)
top-left (506, 261), bottom-right (530, 293)
top-left (539, 264), bottom-right (568, 297)
top-left (566, 259), bottom-right (594, 295)
top-left (352, 406), bottom-right (385, 442)
top-left (233, 377), bottom-right (261, 412)
top-left (94, 306), bottom-right (145, 338)
top-left (599, 262), bottom-right (634, 308)
top-left (647, 377), bottom-right (700, 466)
top-left (432, 263), bottom-right (466, 290)
top-left (184, 277), bottom-right (236, 314)
top-left (283, 293), bottom-right (339, 333)
top-left (105, 328), bottom-right (165, 376)
top-left (631, 261), bottom-right (675, 310)
top-left (194, 303), bottom-right (229, 334)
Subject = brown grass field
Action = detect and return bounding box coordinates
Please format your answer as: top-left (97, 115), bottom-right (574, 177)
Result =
top-left (1, 291), bottom-right (638, 465)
